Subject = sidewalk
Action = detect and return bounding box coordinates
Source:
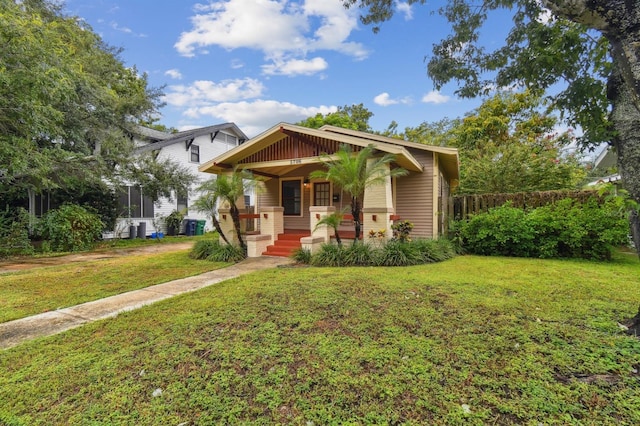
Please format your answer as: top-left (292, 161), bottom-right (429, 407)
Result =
top-left (0, 256), bottom-right (293, 350)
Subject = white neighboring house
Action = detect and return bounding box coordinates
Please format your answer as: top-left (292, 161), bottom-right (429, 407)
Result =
top-left (586, 146), bottom-right (621, 187)
top-left (107, 123), bottom-right (249, 238)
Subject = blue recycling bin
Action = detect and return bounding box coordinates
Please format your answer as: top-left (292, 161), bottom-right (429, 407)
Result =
top-left (184, 219), bottom-right (197, 236)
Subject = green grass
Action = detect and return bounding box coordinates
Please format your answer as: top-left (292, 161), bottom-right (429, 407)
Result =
top-left (1, 253), bottom-right (639, 424)
top-left (0, 250), bottom-right (228, 323)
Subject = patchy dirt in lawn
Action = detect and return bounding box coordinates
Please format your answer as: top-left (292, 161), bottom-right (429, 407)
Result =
top-left (0, 242), bottom-right (195, 273)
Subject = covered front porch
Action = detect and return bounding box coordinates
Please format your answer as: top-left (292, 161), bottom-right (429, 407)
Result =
top-left (199, 122), bottom-right (459, 257)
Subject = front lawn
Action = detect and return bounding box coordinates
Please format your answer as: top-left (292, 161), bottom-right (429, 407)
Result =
top-left (1, 253), bottom-right (639, 424)
top-left (0, 251), bottom-right (228, 323)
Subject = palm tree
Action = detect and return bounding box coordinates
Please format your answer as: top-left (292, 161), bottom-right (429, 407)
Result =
top-left (310, 144), bottom-right (407, 241)
top-left (191, 178), bottom-right (231, 245)
top-left (314, 208), bottom-right (348, 246)
top-left (214, 167), bottom-right (260, 252)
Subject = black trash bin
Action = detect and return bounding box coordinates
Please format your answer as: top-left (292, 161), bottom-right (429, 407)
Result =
top-left (184, 219), bottom-right (197, 236)
top-left (128, 225), bottom-right (137, 239)
top-left (137, 222), bottom-right (147, 239)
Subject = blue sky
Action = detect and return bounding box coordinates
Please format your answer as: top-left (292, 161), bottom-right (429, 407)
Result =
top-left (64, 0), bottom-right (504, 137)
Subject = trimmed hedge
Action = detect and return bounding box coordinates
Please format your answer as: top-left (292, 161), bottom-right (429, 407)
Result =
top-left (457, 197), bottom-right (630, 260)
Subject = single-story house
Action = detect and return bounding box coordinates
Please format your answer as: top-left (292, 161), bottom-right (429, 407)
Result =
top-left (586, 146), bottom-right (621, 187)
top-left (199, 123), bottom-right (459, 257)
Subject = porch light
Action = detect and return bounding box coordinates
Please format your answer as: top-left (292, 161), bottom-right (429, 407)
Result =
top-left (303, 178), bottom-right (310, 188)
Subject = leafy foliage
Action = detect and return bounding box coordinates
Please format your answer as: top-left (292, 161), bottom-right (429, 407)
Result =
top-left (0, 0), bottom-right (195, 211)
top-left (0, 208), bottom-right (33, 258)
top-left (459, 197), bottom-right (630, 260)
top-left (305, 238), bottom-right (456, 267)
top-left (297, 103), bottom-right (374, 132)
top-left (36, 204), bottom-right (104, 252)
top-left (391, 220), bottom-right (414, 242)
top-left (190, 239), bottom-right (245, 263)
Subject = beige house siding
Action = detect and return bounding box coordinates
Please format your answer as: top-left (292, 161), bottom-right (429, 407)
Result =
top-left (394, 150), bottom-right (435, 238)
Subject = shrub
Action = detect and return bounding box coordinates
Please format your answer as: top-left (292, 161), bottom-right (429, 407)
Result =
top-left (342, 242), bottom-right (375, 266)
top-left (391, 220), bottom-right (414, 242)
top-left (190, 239), bottom-right (245, 262)
top-left (0, 207), bottom-right (34, 258)
top-left (311, 243), bottom-right (346, 267)
top-left (412, 238), bottom-right (456, 263)
top-left (375, 240), bottom-right (423, 266)
top-left (459, 196), bottom-right (630, 260)
top-left (190, 239), bottom-right (218, 260)
top-left (37, 204), bottom-right (103, 252)
top-left (291, 247), bottom-right (312, 264)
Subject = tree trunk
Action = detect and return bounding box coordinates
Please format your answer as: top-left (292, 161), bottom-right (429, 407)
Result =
top-left (545, 0), bottom-right (640, 254)
top-left (608, 54), bottom-right (640, 255)
top-left (230, 204), bottom-right (246, 252)
top-left (352, 197), bottom-right (361, 242)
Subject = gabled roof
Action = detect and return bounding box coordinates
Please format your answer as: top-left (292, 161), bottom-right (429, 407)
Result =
top-left (135, 123), bottom-right (248, 154)
top-left (199, 122), bottom-right (459, 180)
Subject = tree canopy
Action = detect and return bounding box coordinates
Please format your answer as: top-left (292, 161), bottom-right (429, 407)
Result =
top-left (343, 0), bottom-right (640, 250)
top-left (0, 0), bottom-right (194, 209)
top-left (297, 103), bottom-right (374, 132)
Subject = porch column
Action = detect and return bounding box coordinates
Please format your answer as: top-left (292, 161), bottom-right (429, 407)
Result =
top-left (259, 206), bottom-right (284, 244)
top-left (309, 205), bottom-right (336, 243)
top-left (217, 208), bottom-right (238, 245)
top-left (363, 160), bottom-right (394, 241)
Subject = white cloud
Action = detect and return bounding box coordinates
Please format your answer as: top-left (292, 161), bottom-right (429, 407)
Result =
top-left (182, 100), bottom-right (337, 137)
top-left (230, 59), bottom-right (245, 69)
top-left (374, 92), bottom-right (411, 106)
top-left (174, 0), bottom-right (368, 74)
top-left (110, 21), bottom-right (146, 37)
top-left (262, 57), bottom-right (328, 76)
top-left (396, 2), bottom-right (413, 20)
top-left (421, 90), bottom-right (450, 104)
top-left (163, 78), bottom-right (265, 107)
top-left (164, 69), bottom-right (183, 80)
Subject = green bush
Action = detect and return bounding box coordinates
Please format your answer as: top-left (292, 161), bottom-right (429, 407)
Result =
top-left (300, 238), bottom-right (457, 267)
top-left (291, 247), bottom-right (312, 264)
top-left (459, 197), bottom-right (630, 260)
top-left (37, 204), bottom-right (103, 252)
top-left (0, 207), bottom-right (34, 258)
top-left (311, 244), bottom-right (347, 267)
top-left (375, 240), bottom-right (423, 266)
top-left (190, 239), bottom-right (245, 262)
top-left (342, 242), bottom-right (375, 266)
top-left (190, 239), bottom-right (218, 260)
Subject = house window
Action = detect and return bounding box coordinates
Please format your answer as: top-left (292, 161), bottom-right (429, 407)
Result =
top-left (177, 194), bottom-right (188, 213)
top-left (313, 182), bottom-right (330, 206)
top-left (190, 145), bottom-right (200, 163)
top-left (117, 186), bottom-right (154, 218)
top-left (281, 179), bottom-right (302, 216)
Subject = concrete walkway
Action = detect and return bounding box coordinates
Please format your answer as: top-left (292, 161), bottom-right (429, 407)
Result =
top-left (0, 256), bottom-right (293, 350)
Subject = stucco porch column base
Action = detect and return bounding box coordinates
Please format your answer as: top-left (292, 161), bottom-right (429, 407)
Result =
top-left (309, 206), bottom-right (336, 243)
top-left (301, 236), bottom-right (325, 255)
top-left (259, 206), bottom-right (284, 244)
top-left (217, 208), bottom-right (238, 245)
top-left (246, 234), bottom-right (271, 257)
top-left (363, 207), bottom-right (395, 242)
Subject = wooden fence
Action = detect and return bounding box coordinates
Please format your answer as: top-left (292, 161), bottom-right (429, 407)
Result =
top-left (449, 189), bottom-right (600, 221)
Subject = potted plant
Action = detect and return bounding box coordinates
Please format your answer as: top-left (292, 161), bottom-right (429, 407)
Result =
top-left (165, 210), bottom-right (184, 236)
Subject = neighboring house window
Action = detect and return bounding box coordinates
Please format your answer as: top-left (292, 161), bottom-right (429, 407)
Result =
top-left (190, 145), bottom-right (200, 163)
top-left (177, 194), bottom-right (188, 213)
top-left (215, 132), bottom-right (238, 146)
top-left (281, 179), bottom-right (302, 216)
top-left (313, 182), bottom-right (330, 206)
top-left (117, 186), bottom-right (154, 218)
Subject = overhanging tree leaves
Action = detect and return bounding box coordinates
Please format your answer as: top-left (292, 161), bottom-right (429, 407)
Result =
top-left (343, 0), bottom-right (640, 252)
top-left (0, 0), bottom-right (195, 212)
